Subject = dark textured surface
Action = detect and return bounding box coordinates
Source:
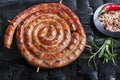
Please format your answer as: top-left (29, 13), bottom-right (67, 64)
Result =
top-left (0, 0), bottom-right (120, 80)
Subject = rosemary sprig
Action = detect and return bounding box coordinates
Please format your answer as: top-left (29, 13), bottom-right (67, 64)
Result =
top-left (88, 37), bottom-right (117, 70)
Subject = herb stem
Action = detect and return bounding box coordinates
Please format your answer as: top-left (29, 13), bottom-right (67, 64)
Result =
top-left (88, 38), bottom-right (117, 70)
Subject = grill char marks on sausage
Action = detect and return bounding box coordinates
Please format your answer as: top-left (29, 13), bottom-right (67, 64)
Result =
top-left (4, 3), bottom-right (86, 69)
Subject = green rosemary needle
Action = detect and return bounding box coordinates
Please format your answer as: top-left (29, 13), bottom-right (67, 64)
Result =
top-left (88, 37), bottom-right (117, 70)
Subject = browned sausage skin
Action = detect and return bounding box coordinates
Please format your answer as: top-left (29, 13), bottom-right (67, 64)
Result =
top-left (4, 3), bottom-right (86, 69)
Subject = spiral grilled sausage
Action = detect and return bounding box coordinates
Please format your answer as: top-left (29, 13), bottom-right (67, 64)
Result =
top-left (4, 3), bottom-right (86, 68)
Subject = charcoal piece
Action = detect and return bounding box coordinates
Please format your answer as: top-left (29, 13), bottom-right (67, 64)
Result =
top-left (81, 25), bottom-right (95, 45)
top-left (32, 70), bottom-right (48, 80)
top-left (89, 0), bottom-right (104, 12)
top-left (116, 66), bottom-right (120, 80)
top-left (62, 63), bottom-right (79, 80)
top-left (98, 61), bottom-right (116, 80)
top-left (78, 55), bottom-right (98, 80)
top-left (23, 0), bottom-right (59, 8)
top-left (103, 0), bottom-right (120, 4)
top-left (0, 64), bottom-right (13, 80)
top-left (116, 49), bottom-right (120, 61)
top-left (77, 0), bottom-right (90, 8)
top-left (0, 70), bottom-right (13, 80)
top-left (76, 0), bottom-right (93, 25)
top-left (1, 47), bottom-right (22, 61)
top-left (0, 0), bottom-right (24, 7)
top-left (75, 10), bottom-right (93, 25)
top-left (63, 0), bottom-right (77, 11)
top-left (0, 16), bottom-right (2, 51)
top-left (0, 0), bottom-right (23, 4)
top-left (10, 64), bottom-right (25, 80)
top-left (116, 50), bottom-right (120, 80)
top-left (77, 0), bottom-right (93, 13)
top-left (89, 71), bottom-right (98, 80)
top-left (82, 25), bottom-right (94, 36)
top-left (77, 0), bottom-right (91, 10)
top-left (48, 69), bottom-right (66, 80)
top-left (1, 7), bottom-right (26, 20)
top-left (78, 48), bottom-right (99, 80)
top-left (18, 69), bottom-right (34, 80)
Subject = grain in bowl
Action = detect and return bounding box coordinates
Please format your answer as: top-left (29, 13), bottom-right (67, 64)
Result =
top-left (99, 10), bottom-right (120, 32)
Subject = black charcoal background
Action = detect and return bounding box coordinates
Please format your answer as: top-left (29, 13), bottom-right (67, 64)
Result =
top-left (0, 0), bottom-right (120, 80)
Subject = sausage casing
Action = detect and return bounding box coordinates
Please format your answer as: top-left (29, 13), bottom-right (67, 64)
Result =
top-left (4, 3), bottom-right (86, 68)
